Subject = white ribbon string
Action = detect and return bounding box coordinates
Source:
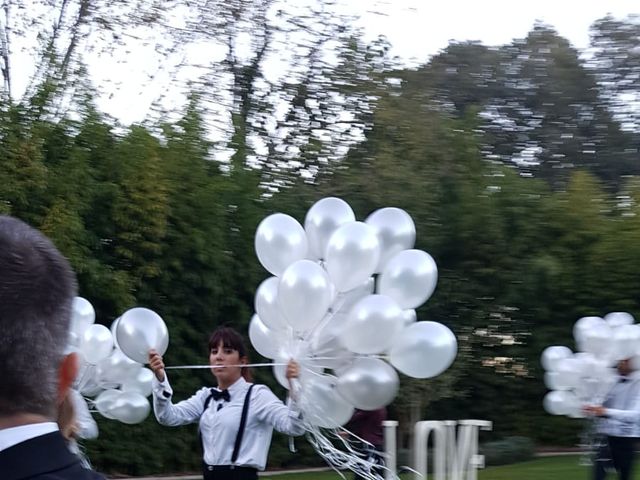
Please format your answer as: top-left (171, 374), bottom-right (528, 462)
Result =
top-left (164, 362), bottom-right (287, 369)
top-left (304, 422), bottom-right (396, 480)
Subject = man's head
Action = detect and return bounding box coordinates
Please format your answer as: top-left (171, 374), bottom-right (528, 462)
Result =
top-left (0, 216), bottom-right (78, 420)
top-left (617, 358), bottom-right (634, 377)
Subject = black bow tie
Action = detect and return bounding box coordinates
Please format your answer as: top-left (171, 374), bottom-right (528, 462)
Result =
top-left (211, 389), bottom-right (230, 401)
top-left (620, 378), bottom-right (629, 383)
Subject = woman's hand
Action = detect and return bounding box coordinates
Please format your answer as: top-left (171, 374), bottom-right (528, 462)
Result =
top-left (285, 359), bottom-right (300, 380)
top-left (148, 349), bottom-right (166, 382)
top-left (285, 359), bottom-right (300, 400)
top-left (583, 405), bottom-right (606, 417)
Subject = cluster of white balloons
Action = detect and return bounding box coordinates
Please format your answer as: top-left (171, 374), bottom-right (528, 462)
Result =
top-left (251, 197), bottom-right (458, 428)
top-left (68, 298), bottom-right (169, 425)
top-left (541, 312), bottom-right (639, 417)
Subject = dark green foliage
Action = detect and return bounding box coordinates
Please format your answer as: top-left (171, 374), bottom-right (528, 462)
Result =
top-left (480, 436), bottom-right (535, 466)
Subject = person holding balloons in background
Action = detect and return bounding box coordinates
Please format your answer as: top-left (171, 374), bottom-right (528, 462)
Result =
top-left (342, 407), bottom-right (387, 480)
top-left (583, 357), bottom-right (640, 480)
top-left (148, 326), bottom-right (305, 480)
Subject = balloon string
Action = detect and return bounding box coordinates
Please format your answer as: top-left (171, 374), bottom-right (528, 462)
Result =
top-left (164, 362), bottom-right (287, 370)
top-left (74, 364), bottom-right (95, 391)
top-left (308, 355), bottom-right (390, 361)
top-left (304, 422), bottom-right (393, 480)
top-left (165, 355), bottom-right (390, 371)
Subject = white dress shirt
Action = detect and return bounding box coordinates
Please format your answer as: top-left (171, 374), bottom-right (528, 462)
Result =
top-left (0, 422), bottom-right (58, 452)
top-left (152, 375), bottom-right (305, 470)
top-left (600, 372), bottom-right (640, 437)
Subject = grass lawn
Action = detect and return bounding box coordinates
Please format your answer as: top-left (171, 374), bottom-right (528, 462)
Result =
top-left (268, 455), bottom-right (639, 480)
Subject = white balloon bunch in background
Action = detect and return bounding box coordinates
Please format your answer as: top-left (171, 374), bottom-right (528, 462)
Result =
top-left (66, 298), bottom-right (169, 426)
top-left (252, 197), bottom-right (458, 430)
top-left (541, 312), bottom-right (639, 417)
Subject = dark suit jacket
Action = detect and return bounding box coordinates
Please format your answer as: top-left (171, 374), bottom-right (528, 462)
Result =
top-left (0, 431), bottom-right (105, 480)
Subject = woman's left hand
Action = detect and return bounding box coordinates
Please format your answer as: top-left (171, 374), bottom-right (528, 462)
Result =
top-left (285, 360), bottom-right (301, 400)
top-left (285, 359), bottom-right (300, 380)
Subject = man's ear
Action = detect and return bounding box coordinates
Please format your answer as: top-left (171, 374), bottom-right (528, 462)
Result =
top-left (57, 352), bottom-right (79, 404)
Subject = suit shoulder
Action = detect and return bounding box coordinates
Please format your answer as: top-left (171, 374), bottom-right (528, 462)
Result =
top-left (31, 468), bottom-right (107, 480)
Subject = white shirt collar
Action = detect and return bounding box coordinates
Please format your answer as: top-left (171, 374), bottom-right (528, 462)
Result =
top-left (0, 422), bottom-right (59, 452)
top-left (224, 376), bottom-right (248, 399)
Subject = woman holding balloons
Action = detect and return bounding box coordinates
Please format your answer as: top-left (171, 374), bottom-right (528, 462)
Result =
top-left (148, 326), bottom-right (304, 480)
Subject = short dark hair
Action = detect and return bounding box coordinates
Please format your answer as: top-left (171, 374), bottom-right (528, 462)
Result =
top-left (208, 326), bottom-right (252, 381)
top-left (0, 216), bottom-right (77, 417)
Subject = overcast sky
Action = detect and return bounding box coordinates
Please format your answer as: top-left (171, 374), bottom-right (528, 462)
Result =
top-left (351, 0), bottom-right (635, 63)
top-left (83, 0), bottom-right (637, 125)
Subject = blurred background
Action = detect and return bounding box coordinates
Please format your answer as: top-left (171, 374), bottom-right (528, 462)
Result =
top-left (1, 0), bottom-right (639, 475)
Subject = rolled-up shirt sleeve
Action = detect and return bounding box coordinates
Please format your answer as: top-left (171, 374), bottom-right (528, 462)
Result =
top-left (151, 374), bottom-right (209, 426)
top-left (604, 406), bottom-right (640, 423)
top-left (251, 385), bottom-right (305, 436)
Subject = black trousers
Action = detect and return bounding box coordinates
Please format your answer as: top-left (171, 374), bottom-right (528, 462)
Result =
top-left (595, 436), bottom-right (637, 480)
top-left (202, 464), bottom-right (258, 480)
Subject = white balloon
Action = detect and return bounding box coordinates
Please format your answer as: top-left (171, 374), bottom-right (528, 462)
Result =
top-left (334, 277), bottom-right (375, 316)
top-left (385, 309), bottom-right (418, 349)
top-left (390, 321), bottom-right (457, 379)
top-left (336, 357), bottom-right (399, 410)
top-left (544, 371), bottom-right (562, 390)
top-left (79, 378), bottom-right (103, 398)
top-left (304, 197), bottom-right (356, 260)
top-left (554, 357), bottom-right (582, 390)
top-left (378, 249), bottom-right (438, 309)
top-left (365, 207), bottom-right (416, 272)
top-left (255, 213), bottom-right (308, 276)
top-left (80, 324), bottom-right (114, 365)
top-left (612, 324), bottom-right (640, 360)
top-left (400, 309), bottom-right (417, 327)
top-left (540, 346), bottom-right (572, 371)
top-left (249, 314), bottom-right (282, 359)
top-left (71, 297), bottom-right (95, 338)
top-left (573, 352), bottom-right (607, 377)
top-left (94, 389), bottom-right (122, 419)
top-left (309, 313), bottom-right (355, 370)
top-left (255, 277), bottom-right (287, 331)
top-left (543, 390), bottom-right (571, 416)
top-left (109, 391), bottom-right (151, 424)
top-left (271, 341), bottom-right (324, 390)
top-left (96, 348), bottom-right (142, 386)
top-left (121, 368), bottom-right (154, 397)
top-left (563, 391), bottom-right (584, 418)
top-left (581, 323), bottom-right (613, 358)
top-left (116, 308), bottom-right (169, 364)
top-left (325, 222), bottom-right (381, 292)
top-left (343, 295), bottom-right (403, 354)
top-left (300, 374), bottom-right (354, 428)
top-left (605, 312), bottom-right (635, 329)
top-left (110, 317), bottom-right (121, 349)
top-left (573, 316), bottom-right (605, 350)
top-left (277, 260), bottom-right (333, 332)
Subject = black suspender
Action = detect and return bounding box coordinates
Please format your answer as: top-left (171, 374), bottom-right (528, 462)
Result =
top-left (232, 383), bottom-right (256, 463)
top-left (201, 383), bottom-right (258, 464)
